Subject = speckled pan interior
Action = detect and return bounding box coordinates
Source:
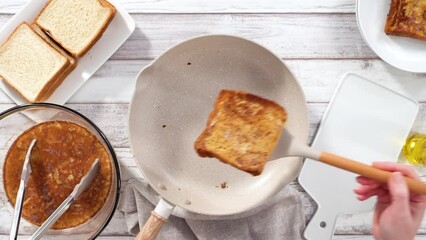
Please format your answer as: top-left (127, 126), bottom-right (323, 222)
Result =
top-left (128, 35), bottom-right (308, 216)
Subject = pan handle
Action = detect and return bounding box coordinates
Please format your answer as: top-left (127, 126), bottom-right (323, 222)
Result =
top-left (135, 199), bottom-right (175, 240)
top-left (135, 211), bottom-right (166, 240)
top-left (319, 152), bottom-right (426, 195)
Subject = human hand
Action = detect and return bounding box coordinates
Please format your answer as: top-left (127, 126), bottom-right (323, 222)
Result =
top-left (354, 162), bottom-right (426, 240)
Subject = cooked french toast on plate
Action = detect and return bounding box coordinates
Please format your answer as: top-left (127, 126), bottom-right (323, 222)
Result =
top-left (385, 0), bottom-right (426, 40)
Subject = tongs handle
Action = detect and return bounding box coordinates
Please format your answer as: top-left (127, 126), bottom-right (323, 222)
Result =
top-left (30, 195), bottom-right (74, 240)
top-left (10, 181), bottom-right (26, 240)
top-left (30, 158), bottom-right (100, 240)
top-left (10, 139), bottom-right (37, 240)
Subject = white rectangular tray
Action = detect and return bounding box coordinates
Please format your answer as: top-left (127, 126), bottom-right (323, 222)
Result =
top-left (0, 0), bottom-right (135, 104)
top-left (299, 73), bottom-right (419, 240)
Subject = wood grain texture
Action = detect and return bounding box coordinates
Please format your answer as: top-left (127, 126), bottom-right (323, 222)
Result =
top-left (0, 100), bottom-right (424, 164)
top-left (319, 152), bottom-right (426, 194)
top-left (0, 0), bottom-right (426, 238)
top-left (111, 13), bottom-right (374, 60)
top-left (0, 103), bottom-right (324, 149)
top-left (0, 103), bottom-right (426, 236)
top-left (0, 14), bottom-right (375, 60)
top-left (62, 59), bottom-right (426, 104)
top-left (136, 212), bottom-right (167, 240)
top-left (0, 0), bottom-right (355, 14)
top-left (0, 103), bottom-right (326, 148)
top-left (1, 59), bottom-right (425, 104)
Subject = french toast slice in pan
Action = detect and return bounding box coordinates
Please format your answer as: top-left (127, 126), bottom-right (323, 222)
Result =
top-left (194, 90), bottom-right (287, 176)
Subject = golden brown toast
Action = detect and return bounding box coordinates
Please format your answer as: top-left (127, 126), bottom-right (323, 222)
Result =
top-left (385, 0), bottom-right (426, 40)
top-left (194, 90), bottom-right (287, 176)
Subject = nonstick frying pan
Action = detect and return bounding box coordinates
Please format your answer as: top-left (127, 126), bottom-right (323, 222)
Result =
top-left (128, 35), bottom-right (309, 239)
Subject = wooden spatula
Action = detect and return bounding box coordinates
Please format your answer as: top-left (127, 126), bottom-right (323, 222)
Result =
top-left (279, 129), bottom-right (426, 195)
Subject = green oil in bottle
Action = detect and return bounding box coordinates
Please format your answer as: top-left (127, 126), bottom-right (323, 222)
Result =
top-left (403, 134), bottom-right (426, 166)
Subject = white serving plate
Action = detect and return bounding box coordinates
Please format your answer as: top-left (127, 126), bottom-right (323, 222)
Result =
top-left (299, 73), bottom-right (419, 239)
top-left (0, 0), bottom-right (135, 104)
top-left (356, 0), bottom-right (426, 73)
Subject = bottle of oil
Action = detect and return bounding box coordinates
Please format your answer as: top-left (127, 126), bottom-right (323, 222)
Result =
top-left (403, 134), bottom-right (426, 166)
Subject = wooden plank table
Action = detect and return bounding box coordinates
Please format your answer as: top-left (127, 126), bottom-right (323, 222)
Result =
top-left (1, 0), bottom-right (426, 239)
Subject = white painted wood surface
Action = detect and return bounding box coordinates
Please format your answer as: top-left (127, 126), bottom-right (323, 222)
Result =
top-left (0, 14), bottom-right (375, 60)
top-left (0, 0), bottom-right (355, 14)
top-left (0, 0), bottom-right (425, 239)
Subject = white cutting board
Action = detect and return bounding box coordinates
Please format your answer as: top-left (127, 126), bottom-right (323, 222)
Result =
top-left (298, 73), bottom-right (419, 240)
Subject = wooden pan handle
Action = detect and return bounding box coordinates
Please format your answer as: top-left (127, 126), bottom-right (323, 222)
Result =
top-left (320, 152), bottom-right (426, 195)
top-left (135, 211), bottom-right (167, 240)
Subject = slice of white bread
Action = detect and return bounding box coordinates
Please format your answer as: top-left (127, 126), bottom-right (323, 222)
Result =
top-left (36, 0), bottom-right (116, 58)
top-left (0, 22), bottom-right (70, 102)
top-left (31, 24), bottom-right (77, 101)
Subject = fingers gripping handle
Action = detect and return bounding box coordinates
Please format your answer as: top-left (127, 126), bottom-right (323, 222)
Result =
top-left (319, 152), bottom-right (426, 195)
top-left (135, 199), bottom-right (175, 240)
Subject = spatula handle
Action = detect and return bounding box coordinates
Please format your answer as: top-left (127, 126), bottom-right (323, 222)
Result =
top-left (135, 211), bottom-right (167, 240)
top-left (319, 152), bottom-right (426, 195)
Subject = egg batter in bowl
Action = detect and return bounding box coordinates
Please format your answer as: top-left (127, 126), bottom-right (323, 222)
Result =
top-left (3, 121), bottom-right (112, 229)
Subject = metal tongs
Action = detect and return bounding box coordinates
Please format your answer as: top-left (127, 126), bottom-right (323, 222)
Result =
top-left (29, 158), bottom-right (100, 240)
top-left (10, 139), bottom-right (37, 240)
top-left (9, 138), bottom-right (100, 240)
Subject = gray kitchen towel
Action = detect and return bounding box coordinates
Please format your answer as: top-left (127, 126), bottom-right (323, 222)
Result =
top-left (118, 179), bottom-right (308, 240)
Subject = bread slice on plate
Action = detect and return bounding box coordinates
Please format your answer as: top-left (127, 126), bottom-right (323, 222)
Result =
top-left (35, 0), bottom-right (116, 58)
top-left (31, 24), bottom-right (77, 101)
top-left (194, 90), bottom-right (288, 176)
top-left (0, 22), bottom-right (70, 102)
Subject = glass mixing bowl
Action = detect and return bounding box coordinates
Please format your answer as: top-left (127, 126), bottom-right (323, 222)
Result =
top-left (0, 103), bottom-right (120, 239)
